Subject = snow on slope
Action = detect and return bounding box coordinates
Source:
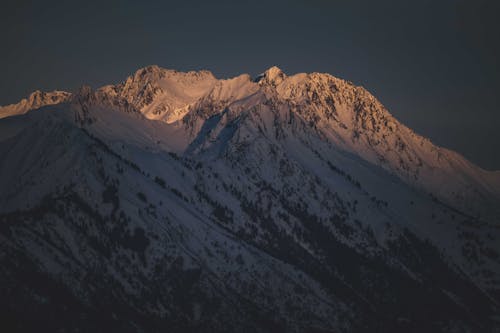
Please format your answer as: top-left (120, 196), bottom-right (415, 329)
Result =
top-left (260, 67), bottom-right (500, 221)
top-left (3, 65), bottom-right (497, 222)
top-left (2, 65), bottom-right (498, 229)
top-left (102, 65), bottom-right (219, 123)
top-left (1, 65), bottom-right (500, 332)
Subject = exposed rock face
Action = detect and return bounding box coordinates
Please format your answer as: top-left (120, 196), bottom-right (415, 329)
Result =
top-left (0, 66), bottom-right (499, 332)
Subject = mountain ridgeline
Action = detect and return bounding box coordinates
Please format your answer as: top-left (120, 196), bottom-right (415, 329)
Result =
top-left (1, 66), bottom-right (499, 332)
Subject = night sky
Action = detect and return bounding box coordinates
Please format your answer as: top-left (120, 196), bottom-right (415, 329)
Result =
top-left (1, 0), bottom-right (499, 169)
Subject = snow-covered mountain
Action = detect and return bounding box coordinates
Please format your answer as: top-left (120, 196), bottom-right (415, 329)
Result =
top-left (1, 65), bottom-right (499, 332)
top-left (0, 90), bottom-right (71, 119)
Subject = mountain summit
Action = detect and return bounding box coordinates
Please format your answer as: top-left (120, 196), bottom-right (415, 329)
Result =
top-left (0, 90), bottom-right (71, 119)
top-left (1, 65), bottom-right (499, 332)
top-left (256, 65), bottom-right (287, 86)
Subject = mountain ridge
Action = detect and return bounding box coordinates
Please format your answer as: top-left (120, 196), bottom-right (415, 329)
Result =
top-left (3, 66), bottom-right (498, 215)
top-left (1, 65), bottom-right (499, 331)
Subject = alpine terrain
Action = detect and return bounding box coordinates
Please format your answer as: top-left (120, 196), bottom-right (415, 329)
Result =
top-left (1, 65), bottom-right (499, 332)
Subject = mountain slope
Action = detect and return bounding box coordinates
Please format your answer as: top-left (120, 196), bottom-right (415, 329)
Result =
top-left (90, 65), bottom-right (500, 221)
top-left (0, 66), bottom-right (499, 332)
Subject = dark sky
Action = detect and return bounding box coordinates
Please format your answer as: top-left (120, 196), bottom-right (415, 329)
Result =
top-left (1, 0), bottom-right (499, 170)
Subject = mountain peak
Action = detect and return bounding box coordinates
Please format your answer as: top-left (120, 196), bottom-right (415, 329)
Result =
top-left (255, 66), bottom-right (287, 86)
top-left (131, 65), bottom-right (167, 83)
top-left (132, 65), bottom-right (216, 82)
top-left (264, 65), bottom-right (284, 77)
top-left (28, 89), bottom-right (43, 99)
top-left (0, 90), bottom-right (71, 119)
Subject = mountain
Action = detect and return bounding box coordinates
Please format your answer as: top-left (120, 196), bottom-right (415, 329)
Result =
top-left (1, 65), bottom-right (499, 332)
top-left (0, 90), bottom-right (71, 119)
